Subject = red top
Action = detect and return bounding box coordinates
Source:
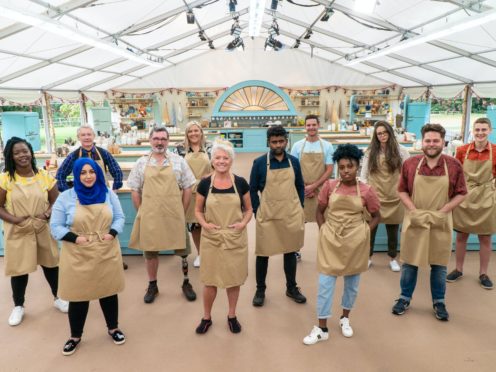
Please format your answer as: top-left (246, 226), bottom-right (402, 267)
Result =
top-left (455, 142), bottom-right (496, 177)
top-left (398, 154), bottom-right (467, 199)
top-left (318, 179), bottom-right (380, 214)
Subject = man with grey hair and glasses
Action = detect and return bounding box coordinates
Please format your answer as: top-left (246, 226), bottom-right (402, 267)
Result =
top-left (128, 126), bottom-right (197, 303)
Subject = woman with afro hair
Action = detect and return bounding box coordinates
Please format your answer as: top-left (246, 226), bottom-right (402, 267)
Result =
top-left (303, 144), bottom-right (380, 345)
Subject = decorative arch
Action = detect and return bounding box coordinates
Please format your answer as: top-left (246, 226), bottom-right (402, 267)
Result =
top-left (212, 80), bottom-right (297, 118)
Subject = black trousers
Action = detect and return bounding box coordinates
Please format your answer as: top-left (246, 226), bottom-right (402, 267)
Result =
top-left (370, 224), bottom-right (399, 258)
top-left (256, 253), bottom-right (297, 291)
top-left (11, 266), bottom-right (59, 307)
top-left (69, 294), bottom-right (119, 338)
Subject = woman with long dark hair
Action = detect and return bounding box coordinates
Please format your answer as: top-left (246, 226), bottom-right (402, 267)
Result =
top-left (0, 137), bottom-right (68, 326)
top-left (360, 121), bottom-right (410, 271)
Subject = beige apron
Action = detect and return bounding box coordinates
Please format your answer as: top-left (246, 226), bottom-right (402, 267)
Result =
top-left (184, 151), bottom-right (211, 223)
top-left (300, 139), bottom-right (326, 223)
top-left (79, 147), bottom-right (108, 185)
top-left (317, 180), bottom-right (370, 276)
top-left (4, 178), bottom-right (59, 276)
top-left (129, 156), bottom-right (188, 253)
top-left (400, 158), bottom-right (452, 267)
top-left (453, 144), bottom-right (496, 234)
top-left (200, 174), bottom-right (248, 288)
top-left (256, 153), bottom-right (304, 256)
top-left (59, 202), bottom-right (125, 301)
top-left (368, 154), bottom-right (404, 224)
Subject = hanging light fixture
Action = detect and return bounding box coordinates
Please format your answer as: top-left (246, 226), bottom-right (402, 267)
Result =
top-left (186, 10), bottom-right (195, 24)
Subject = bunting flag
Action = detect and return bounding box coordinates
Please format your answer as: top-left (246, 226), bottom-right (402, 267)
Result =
top-left (162, 102), bottom-right (170, 124)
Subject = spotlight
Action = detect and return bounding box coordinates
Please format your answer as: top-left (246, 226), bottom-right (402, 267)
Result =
top-left (320, 8), bottom-right (334, 22)
top-left (304, 30), bottom-right (312, 39)
top-left (208, 40), bottom-right (215, 49)
top-left (231, 20), bottom-right (242, 37)
top-left (186, 10), bottom-right (195, 24)
top-left (226, 36), bottom-right (245, 51)
top-left (198, 31), bottom-right (207, 41)
top-left (268, 20), bottom-right (279, 36)
top-left (264, 35), bottom-right (283, 51)
top-left (294, 39), bottom-right (300, 49)
top-left (270, 0), bottom-right (279, 11)
top-left (229, 0), bottom-right (237, 12)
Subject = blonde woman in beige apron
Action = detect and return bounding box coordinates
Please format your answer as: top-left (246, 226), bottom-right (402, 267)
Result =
top-left (392, 124), bottom-right (466, 322)
top-left (0, 137), bottom-right (68, 327)
top-left (176, 121), bottom-right (212, 268)
top-left (128, 126), bottom-right (197, 304)
top-left (449, 118), bottom-right (496, 289)
top-left (290, 115), bottom-right (334, 261)
top-left (250, 126), bottom-right (306, 307)
top-left (194, 141), bottom-right (252, 334)
top-left (361, 121), bottom-right (410, 271)
top-left (51, 158), bottom-right (125, 356)
top-left (303, 144), bottom-right (380, 345)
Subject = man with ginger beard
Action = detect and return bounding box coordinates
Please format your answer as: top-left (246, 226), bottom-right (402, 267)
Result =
top-left (392, 124), bottom-right (467, 321)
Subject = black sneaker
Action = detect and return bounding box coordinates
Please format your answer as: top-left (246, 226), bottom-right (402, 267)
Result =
top-left (433, 302), bottom-right (449, 321)
top-left (144, 284), bottom-right (159, 303)
top-left (182, 280), bottom-right (197, 301)
top-left (62, 338), bottom-right (81, 356)
top-left (108, 330), bottom-right (126, 345)
top-left (446, 269), bottom-right (463, 282)
top-left (479, 274), bottom-right (493, 290)
top-left (286, 287), bottom-right (307, 304)
top-left (252, 289), bottom-right (265, 307)
top-left (392, 298), bottom-right (410, 315)
top-left (227, 316), bottom-right (242, 334)
top-left (195, 318), bottom-right (213, 334)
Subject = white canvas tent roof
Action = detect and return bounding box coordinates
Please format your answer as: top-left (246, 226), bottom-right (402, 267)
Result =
top-left (0, 0), bottom-right (496, 102)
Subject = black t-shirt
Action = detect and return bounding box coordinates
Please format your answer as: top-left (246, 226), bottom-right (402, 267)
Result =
top-left (197, 174), bottom-right (249, 209)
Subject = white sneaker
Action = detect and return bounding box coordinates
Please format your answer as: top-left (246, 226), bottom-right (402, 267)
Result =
top-left (8, 306), bottom-right (25, 326)
top-left (339, 317), bottom-right (353, 337)
top-left (193, 256), bottom-right (201, 268)
top-left (303, 325), bottom-right (329, 345)
top-left (54, 298), bottom-right (69, 313)
top-left (389, 259), bottom-right (401, 272)
top-left (368, 259), bottom-right (372, 269)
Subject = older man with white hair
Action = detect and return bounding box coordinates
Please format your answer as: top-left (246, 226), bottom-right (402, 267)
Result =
top-left (56, 125), bottom-right (123, 192)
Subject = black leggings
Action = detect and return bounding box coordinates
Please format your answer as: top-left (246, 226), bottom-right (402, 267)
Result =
top-left (11, 266), bottom-right (59, 307)
top-left (370, 224), bottom-right (399, 258)
top-left (69, 295), bottom-right (119, 338)
top-left (256, 253), bottom-right (297, 291)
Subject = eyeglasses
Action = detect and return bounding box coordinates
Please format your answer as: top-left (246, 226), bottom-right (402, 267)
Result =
top-left (151, 137), bottom-right (168, 142)
top-left (376, 131), bottom-right (389, 137)
top-left (474, 128), bottom-right (489, 133)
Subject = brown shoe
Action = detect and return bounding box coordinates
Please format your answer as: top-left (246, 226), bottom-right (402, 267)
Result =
top-left (123, 262), bottom-right (128, 270)
top-left (182, 280), bottom-right (197, 301)
top-left (144, 284), bottom-right (159, 304)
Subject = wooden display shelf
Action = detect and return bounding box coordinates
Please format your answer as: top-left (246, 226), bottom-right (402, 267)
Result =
top-left (299, 104), bottom-right (320, 107)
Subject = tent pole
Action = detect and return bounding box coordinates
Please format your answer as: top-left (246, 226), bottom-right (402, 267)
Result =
top-left (79, 92), bottom-right (88, 125)
top-left (461, 84), bottom-right (472, 142)
top-left (42, 91), bottom-right (57, 154)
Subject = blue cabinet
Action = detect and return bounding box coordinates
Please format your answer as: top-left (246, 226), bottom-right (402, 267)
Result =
top-left (487, 107), bottom-right (496, 143)
top-left (88, 107), bottom-right (112, 135)
top-left (404, 100), bottom-right (431, 140)
top-left (1, 112), bottom-right (41, 151)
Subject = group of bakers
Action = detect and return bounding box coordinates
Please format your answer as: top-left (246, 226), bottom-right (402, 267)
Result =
top-left (0, 114), bottom-right (493, 354)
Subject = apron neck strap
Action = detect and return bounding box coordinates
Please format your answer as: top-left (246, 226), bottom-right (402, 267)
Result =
top-left (335, 179), bottom-right (361, 197)
top-left (210, 172), bottom-right (238, 195)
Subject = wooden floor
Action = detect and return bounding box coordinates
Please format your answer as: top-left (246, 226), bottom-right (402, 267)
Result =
top-left (1, 153), bottom-right (495, 372)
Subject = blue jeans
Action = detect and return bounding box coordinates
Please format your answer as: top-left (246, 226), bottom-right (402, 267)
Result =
top-left (399, 263), bottom-right (447, 304)
top-left (316, 273), bottom-right (361, 319)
